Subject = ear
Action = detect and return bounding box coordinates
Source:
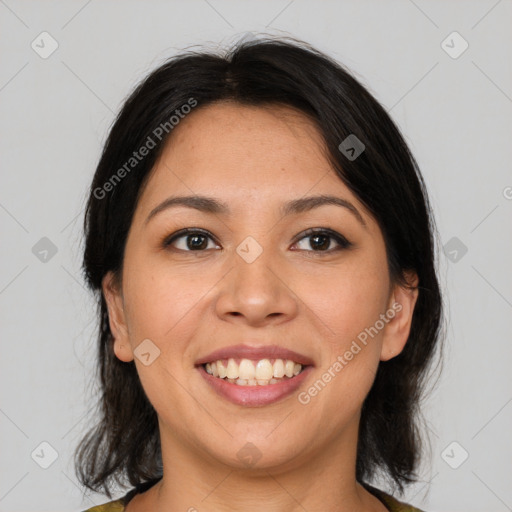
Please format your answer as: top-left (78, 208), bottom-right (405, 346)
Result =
top-left (380, 271), bottom-right (419, 361)
top-left (102, 271), bottom-right (134, 363)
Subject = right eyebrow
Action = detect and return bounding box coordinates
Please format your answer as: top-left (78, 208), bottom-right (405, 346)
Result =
top-left (145, 196), bottom-right (229, 225)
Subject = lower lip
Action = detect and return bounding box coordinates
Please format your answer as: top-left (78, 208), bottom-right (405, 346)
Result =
top-left (197, 365), bottom-right (313, 407)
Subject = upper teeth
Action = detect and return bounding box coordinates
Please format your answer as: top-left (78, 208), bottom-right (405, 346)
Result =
top-left (205, 358), bottom-right (303, 380)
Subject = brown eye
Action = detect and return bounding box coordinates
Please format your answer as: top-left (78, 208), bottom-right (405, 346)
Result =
top-left (163, 229), bottom-right (219, 252)
top-left (293, 228), bottom-right (352, 253)
top-left (163, 227), bottom-right (351, 255)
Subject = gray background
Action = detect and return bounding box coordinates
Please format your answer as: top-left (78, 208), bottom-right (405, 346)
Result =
top-left (1, 1), bottom-right (511, 511)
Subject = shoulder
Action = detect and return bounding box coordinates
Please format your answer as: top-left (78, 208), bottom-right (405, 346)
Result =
top-left (80, 479), bottom-right (160, 512)
top-left (365, 483), bottom-right (426, 512)
top-left (81, 498), bottom-right (125, 512)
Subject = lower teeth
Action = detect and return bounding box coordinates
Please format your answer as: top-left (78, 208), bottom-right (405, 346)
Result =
top-left (212, 375), bottom-right (298, 386)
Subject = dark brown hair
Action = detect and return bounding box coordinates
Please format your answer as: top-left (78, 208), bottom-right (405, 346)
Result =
top-left (75, 36), bottom-right (443, 499)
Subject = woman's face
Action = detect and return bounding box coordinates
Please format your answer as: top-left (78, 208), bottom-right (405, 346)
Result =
top-left (103, 102), bottom-right (417, 471)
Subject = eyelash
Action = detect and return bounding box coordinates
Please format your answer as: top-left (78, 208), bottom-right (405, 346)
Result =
top-left (162, 227), bottom-right (352, 255)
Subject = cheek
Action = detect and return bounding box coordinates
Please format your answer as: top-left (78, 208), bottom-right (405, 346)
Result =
top-left (123, 251), bottom-right (185, 327)
top-left (121, 251), bottom-right (217, 361)
top-left (304, 254), bottom-right (390, 348)
top-left (301, 263), bottom-right (389, 419)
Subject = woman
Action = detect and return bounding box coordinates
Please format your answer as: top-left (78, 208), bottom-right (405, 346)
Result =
top-left (75, 36), bottom-right (443, 512)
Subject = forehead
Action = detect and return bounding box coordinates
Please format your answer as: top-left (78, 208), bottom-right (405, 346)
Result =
top-left (165, 101), bottom-right (327, 171)
top-left (135, 101), bottom-right (366, 219)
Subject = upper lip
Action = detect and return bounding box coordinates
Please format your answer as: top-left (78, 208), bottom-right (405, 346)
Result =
top-left (195, 344), bottom-right (315, 367)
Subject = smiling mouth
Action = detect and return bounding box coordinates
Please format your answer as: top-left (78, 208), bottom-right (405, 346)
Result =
top-left (202, 357), bottom-right (307, 386)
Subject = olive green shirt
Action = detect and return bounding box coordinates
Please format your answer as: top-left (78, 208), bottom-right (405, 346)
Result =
top-left (82, 480), bottom-right (425, 511)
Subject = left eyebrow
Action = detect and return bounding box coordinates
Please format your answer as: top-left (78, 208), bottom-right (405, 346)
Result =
top-left (145, 194), bottom-right (366, 227)
top-left (280, 194), bottom-right (366, 227)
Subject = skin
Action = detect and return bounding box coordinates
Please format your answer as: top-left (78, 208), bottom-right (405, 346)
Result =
top-left (102, 101), bottom-right (419, 512)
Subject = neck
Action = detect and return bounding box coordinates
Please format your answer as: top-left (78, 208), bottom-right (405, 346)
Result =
top-left (140, 418), bottom-right (387, 512)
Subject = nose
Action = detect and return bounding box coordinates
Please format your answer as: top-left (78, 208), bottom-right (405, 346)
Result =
top-left (215, 246), bottom-right (299, 327)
